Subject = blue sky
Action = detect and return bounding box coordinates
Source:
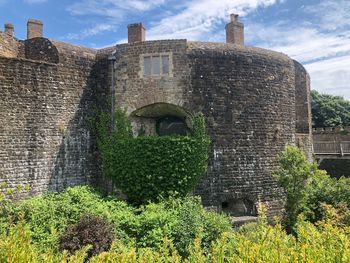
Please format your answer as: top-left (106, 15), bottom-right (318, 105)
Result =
top-left (1, 0), bottom-right (350, 99)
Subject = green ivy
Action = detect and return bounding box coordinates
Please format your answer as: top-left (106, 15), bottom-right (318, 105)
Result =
top-left (98, 109), bottom-right (210, 204)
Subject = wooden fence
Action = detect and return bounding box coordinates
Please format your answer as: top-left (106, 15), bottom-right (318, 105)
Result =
top-left (313, 141), bottom-right (350, 156)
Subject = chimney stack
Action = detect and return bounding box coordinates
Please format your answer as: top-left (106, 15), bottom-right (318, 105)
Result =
top-left (128, 23), bottom-right (145, 43)
top-left (4, 23), bottom-right (14, 37)
top-left (225, 14), bottom-right (244, 45)
top-left (27, 19), bottom-right (43, 39)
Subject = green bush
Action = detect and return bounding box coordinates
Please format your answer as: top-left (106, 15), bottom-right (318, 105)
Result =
top-left (274, 145), bottom-right (350, 229)
top-left (0, 186), bottom-right (230, 257)
top-left (2, 215), bottom-right (350, 262)
top-left (98, 109), bottom-right (210, 204)
top-left (273, 145), bottom-right (317, 232)
top-left (0, 186), bottom-right (135, 252)
top-left (119, 196), bottom-right (232, 256)
top-left (304, 170), bottom-right (350, 223)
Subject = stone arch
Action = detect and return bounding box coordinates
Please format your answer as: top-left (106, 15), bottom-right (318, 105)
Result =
top-left (130, 103), bottom-right (191, 136)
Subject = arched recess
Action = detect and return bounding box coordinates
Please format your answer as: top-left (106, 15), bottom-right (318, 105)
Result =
top-left (131, 103), bottom-right (192, 136)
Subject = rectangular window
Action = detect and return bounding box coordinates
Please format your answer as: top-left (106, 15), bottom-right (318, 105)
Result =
top-left (162, 56), bottom-right (169, 74)
top-left (143, 54), bottom-right (170, 77)
top-left (144, 56), bottom-right (151, 75)
top-left (152, 56), bottom-right (161, 75)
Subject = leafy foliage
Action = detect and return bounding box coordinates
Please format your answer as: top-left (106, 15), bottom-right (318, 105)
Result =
top-left (274, 145), bottom-right (318, 232)
top-left (311, 90), bottom-right (350, 127)
top-left (59, 214), bottom-right (114, 258)
top-left (98, 109), bottom-right (210, 204)
top-left (274, 145), bottom-right (350, 230)
top-left (0, 186), bottom-right (230, 257)
top-left (304, 170), bottom-right (350, 223)
top-left (0, 186), bottom-right (135, 251)
top-left (2, 214), bottom-right (350, 262)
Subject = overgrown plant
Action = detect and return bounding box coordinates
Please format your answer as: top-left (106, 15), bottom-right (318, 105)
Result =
top-left (97, 108), bottom-right (210, 204)
top-left (273, 145), bottom-right (317, 233)
top-left (304, 170), bottom-right (350, 224)
top-left (2, 213), bottom-right (350, 262)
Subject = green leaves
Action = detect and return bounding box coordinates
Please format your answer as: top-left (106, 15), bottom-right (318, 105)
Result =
top-left (274, 145), bottom-right (317, 232)
top-left (311, 90), bottom-right (350, 128)
top-left (98, 111), bottom-right (210, 204)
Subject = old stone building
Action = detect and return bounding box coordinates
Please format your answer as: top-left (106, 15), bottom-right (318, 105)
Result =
top-left (0, 15), bottom-right (312, 218)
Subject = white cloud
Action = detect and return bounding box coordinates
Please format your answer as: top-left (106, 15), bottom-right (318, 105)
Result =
top-left (146, 0), bottom-right (280, 40)
top-left (67, 0), bottom-right (280, 40)
top-left (66, 0), bottom-right (166, 39)
top-left (305, 55), bottom-right (350, 100)
top-left (304, 0), bottom-right (350, 31)
top-left (24, 0), bottom-right (47, 3)
top-left (66, 23), bottom-right (115, 40)
top-left (243, 0), bottom-right (350, 99)
top-left (246, 23), bottom-right (350, 63)
top-left (67, 0), bottom-right (165, 16)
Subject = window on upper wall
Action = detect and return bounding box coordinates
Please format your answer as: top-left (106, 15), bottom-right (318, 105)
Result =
top-left (142, 54), bottom-right (171, 77)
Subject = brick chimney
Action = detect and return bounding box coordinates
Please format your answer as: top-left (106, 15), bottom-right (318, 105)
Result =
top-left (225, 14), bottom-right (244, 45)
top-left (27, 19), bottom-right (43, 39)
top-left (4, 23), bottom-right (14, 37)
top-left (128, 23), bottom-right (145, 43)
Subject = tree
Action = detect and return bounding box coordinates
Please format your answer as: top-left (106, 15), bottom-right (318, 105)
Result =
top-left (311, 90), bottom-right (350, 128)
top-left (274, 145), bottom-right (317, 233)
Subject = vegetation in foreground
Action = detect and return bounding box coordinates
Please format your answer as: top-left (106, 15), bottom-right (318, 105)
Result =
top-left (1, 163), bottom-right (350, 262)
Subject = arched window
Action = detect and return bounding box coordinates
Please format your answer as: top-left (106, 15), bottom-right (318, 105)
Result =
top-left (156, 116), bottom-right (187, 136)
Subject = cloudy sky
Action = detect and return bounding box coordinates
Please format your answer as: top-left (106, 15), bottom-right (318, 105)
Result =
top-left (1, 0), bottom-right (349, 99)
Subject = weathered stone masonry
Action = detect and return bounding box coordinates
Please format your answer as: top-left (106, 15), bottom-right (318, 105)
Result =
top-left (0, 34), bottom-right (111, 195)
top-left (0, 16), bottom-right (312, 217)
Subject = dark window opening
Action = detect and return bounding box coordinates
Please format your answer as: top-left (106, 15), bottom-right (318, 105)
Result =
top-left (221, 199), bottom-right (257, 217)
top-left (156, 116), bottom-right (187, 136)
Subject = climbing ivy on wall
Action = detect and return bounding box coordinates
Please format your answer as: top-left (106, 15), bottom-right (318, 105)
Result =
top-left (97, 109), bottom-right (210, 204)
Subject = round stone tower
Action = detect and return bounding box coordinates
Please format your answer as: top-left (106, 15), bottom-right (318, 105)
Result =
top-left (111, 15), bottom-right (312, 219)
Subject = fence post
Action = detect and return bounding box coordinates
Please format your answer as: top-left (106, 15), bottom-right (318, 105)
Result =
top-left (340, 142), bottom-right (344, 156)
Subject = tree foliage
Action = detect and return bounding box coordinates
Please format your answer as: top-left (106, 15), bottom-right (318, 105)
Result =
top-left (311, 90), bottom-right (350, 128)
top-left (274, 145), bottom-right (318, 232)
top-left (98, 109), bottom-right (210, 204)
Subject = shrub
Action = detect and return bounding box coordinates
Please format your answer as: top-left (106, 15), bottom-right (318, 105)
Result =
top-left (98, 109), bottom-right (210, 204)
top-left (0, 186), bottom-right (135, 252)
top-left (2, 215), bottom-right (350, 262)
top-left (120, 196), bottom-right (232, 256)
top-left (274, 145), bottom-right (350, 229)
top-left (0, 186), bottom-right (231, 257)
top-left (59, 214), bottom-right (114, 258)
top-left (304, 171), bottom-right (350, 223)
top-left (169, 197), bottom-right (232, 257)
top-left (274, 145), bottom-right (317, 232)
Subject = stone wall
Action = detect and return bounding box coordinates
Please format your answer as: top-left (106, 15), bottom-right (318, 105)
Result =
top-left (112, 39), bottom-right (190, 135)
top-left (0, 40), bottom-right (108, 196)
top-left (186, 42), bottom-right (297, 217)
top-left (0, 32), bottom-right (20, 58)
top-left (0, 32), bottom-right (313, 218)
top-left (294, 60), bottom-right (312, 135)
top-left (294, 60), bottom-right (313, 161)
top-left (111, 40), bottom-right (312, 218)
